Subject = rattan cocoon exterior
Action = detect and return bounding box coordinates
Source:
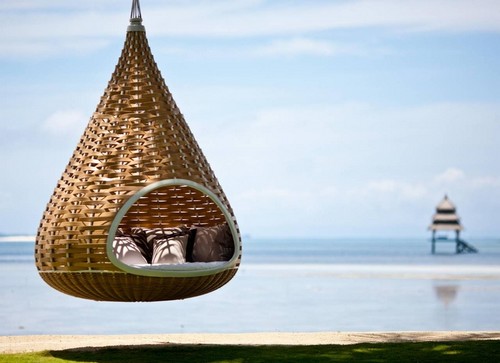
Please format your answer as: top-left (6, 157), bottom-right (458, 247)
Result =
top-left (35, 5), bottom-right (241, 302)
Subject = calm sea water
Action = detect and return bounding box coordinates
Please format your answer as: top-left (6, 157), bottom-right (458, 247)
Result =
top-left (1, 237), bottom-right (500, 335)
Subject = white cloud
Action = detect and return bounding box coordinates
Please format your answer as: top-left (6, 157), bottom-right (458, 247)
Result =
top-left (232, 166), bottom-right (500, 237)
top-left (155, 37), bottom-right (379, 61)
top-left (144, 0), bottom-right (500, 37)
top-left (188, 98), bottom-right (500, 237)
top-left (0, 1), bottom-right (123, 11)
top-left (193, 100), bottom-right (500, 190)
top-left (0, 39), bottom-right (110, 58)
top-left (2, 0), bottom-right (500, 58)
top-left (241, 37), bottom-right (383, 59)
top-left (250, 37), bottom-right (338, 57)
top-left (434, 168), bottom-right (466, 184)
top-left (366, 179), bottom-right (428, 200)
top-left (470, 176), bottom-right (500, 189)
top-left (42, 110), bottom-right (88, 136)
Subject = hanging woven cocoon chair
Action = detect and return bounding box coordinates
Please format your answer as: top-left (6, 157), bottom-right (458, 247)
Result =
top-left (35, 0), bottom-right (241, 302)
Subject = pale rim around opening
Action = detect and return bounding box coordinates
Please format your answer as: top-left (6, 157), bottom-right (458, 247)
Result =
top-left (106, 179), bottom-right (241, 277)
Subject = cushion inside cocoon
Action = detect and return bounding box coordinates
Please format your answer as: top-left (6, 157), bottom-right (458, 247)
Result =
top-left (192, 223), bottom-right (234, 262)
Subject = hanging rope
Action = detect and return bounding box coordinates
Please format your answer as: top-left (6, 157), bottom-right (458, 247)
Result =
top-left (130, 0), bottom-right (142, 21)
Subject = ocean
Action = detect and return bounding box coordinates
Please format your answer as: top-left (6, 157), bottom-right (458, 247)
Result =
top-left (1, 237), bottom-right (500, 335)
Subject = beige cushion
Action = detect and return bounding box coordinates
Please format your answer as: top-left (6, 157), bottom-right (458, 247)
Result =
top-left (148, 227), bottom-right (189, 265)
top-left (112, 236), bottom-right (148, 265)
top-left (192, 223), bottom-right (234, 262)
top-left (145, 227), bottom-right (188, 244)
top-left (151, 235), bottom-right (189, 264)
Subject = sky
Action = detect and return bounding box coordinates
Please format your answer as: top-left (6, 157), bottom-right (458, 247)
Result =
top-left (0, 0), bottom-right (499, 238)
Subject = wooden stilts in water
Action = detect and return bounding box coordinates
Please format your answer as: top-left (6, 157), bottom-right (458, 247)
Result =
top-left (428, 195), bottom-right (477, 254)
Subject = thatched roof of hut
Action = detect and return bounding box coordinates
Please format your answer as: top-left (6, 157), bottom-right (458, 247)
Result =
top-left (429, 195), bottom-right (463, 231)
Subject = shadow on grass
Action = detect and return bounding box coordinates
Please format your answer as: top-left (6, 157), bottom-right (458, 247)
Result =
top-left (41, 341), bottom-right (500, 363)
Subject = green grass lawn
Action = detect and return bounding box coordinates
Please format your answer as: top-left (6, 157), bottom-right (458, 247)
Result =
top-left (1, 341), bottom-right (499, 363)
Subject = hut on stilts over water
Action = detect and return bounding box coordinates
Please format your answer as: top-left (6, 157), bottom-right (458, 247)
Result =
top-left (428, 195), bottom-right (477, 254)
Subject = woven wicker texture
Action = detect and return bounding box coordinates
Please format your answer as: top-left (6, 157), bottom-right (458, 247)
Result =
top-left (39, 269), bottom-right (238, 302)
top-left (35, 13), bottom-right (241, 302)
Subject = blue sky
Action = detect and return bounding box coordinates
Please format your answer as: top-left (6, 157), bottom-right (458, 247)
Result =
top-left (1, 0), bottom-right (499, 238)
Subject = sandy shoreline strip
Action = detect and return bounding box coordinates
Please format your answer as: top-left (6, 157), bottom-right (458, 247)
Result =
top-left (1, 332), bottom-right (500, 353)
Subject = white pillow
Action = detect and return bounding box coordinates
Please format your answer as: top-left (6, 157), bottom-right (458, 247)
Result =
top-left (113, 236), bottom-right (148, 265)
top-left (151, 235), bottom-right (189, 264)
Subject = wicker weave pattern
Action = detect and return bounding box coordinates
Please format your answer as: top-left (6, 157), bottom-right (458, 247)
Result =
top-left (39, 269), bottom-right (237, 302)
top-left (35, 26), bottom-right (241, 301)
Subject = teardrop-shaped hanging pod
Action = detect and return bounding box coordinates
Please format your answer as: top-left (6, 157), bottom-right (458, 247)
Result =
top-left (35, 0), bottom-right (241, 302)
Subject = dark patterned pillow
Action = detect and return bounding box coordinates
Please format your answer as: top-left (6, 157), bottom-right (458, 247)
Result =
top-left (186, 228), bottom-right (197, 262)
top-left (191, 223), bottom-right (234, 262)
top-left (130, 227), bottom-right (152, 263)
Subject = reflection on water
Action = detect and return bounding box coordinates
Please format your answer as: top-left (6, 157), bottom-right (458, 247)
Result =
top-left (434, 283), bottom-right (459, 307)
